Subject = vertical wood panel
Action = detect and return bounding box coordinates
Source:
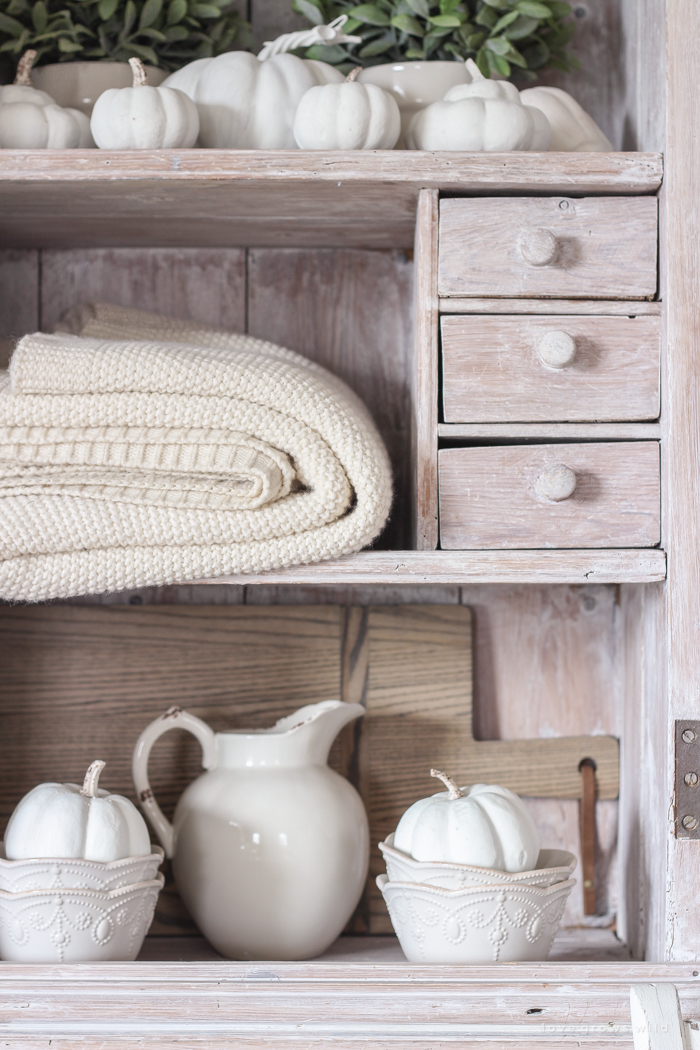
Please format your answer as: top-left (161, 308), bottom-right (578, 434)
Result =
top-left (412, 189), bottom-right (439, 550)
top-left (247, 248), bottom-right (413, 549)
top-left (621, 0), bottom-right (666, 152)
top-left (40, 248), bottom-right (247, 333)
top-left (0, 249), bottom-right (39, 368)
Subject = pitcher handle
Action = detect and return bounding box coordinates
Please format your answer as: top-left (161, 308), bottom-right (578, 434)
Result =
top-left (132, 706), bottom-right (217, 858)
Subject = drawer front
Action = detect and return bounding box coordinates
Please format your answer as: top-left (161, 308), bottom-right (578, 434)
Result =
top-left (439, 442), bottom-right (660, 549)
top-left (441, 315), bottom-right (660, 423)
top-left (438, 197), bottom-right (658, 299)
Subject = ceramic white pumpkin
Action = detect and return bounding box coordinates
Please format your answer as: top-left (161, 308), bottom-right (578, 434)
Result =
top-left (519, 85), bottom-right (613, 152)
top-left (90, 58), bottom-right (199, 149)
top-left (161, 30), bottom-right (344, 149)
top-left (293, 67), bottom-right (400, 150)
top-left (0, 50), bottom-right (94, 149)
top-left (4, 760), bottom-right (152, 862)
top-left (393, 769), bottom-right (540, 873)
top-left (406, 58), bottom-right (550, 153)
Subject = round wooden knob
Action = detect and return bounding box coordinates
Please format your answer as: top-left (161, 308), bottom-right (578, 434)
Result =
top-left (519, 227), bottom-right (558, 267)
top-left (538, 330), bottom-right (576, 369)
top-left (536, 463), bottom-right (577, 502)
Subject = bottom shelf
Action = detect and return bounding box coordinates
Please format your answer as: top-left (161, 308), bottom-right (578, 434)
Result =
top-left (136, 929), bottom-right (632, 964)
top-left (3, 932), bottom-right (700, 1048)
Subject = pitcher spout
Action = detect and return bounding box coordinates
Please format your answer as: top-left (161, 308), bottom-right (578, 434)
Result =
top-left (272, 700), bottom-right (365, 765)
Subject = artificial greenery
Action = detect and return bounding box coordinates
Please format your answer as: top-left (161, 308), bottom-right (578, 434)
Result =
top-left (0, 0), bottom-right (252, 77)
top-left (292, 0), bottom-right (579, 79)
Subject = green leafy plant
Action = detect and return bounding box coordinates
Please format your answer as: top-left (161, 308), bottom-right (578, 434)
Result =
top-left (0, 0), bottom-right (252, 76)
top-left (291, 0), bottom-right (579, 79)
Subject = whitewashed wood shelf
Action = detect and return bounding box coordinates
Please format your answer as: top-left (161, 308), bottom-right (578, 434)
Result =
top-left (3, 935), bottom-right (699, 1049)
top-left (0, 149), bottom-right (662, 249)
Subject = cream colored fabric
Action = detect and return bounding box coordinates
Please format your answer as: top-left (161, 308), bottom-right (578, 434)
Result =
top-left (0, 303), bottom-right (392, 601)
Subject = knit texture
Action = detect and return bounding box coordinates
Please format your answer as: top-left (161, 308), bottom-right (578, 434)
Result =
top-left (0, 303), bottom-right (392, 601)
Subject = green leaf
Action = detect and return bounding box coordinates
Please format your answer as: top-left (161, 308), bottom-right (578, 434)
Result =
top-left (485, 34), bottom-right (511, 54)
top-left (547, 1), bottom-right (572, 16)
top-left (304, 41), bottom-right (348, 61)
top-left (465, 31), bottom-right (484, 47)
top-left (521, 39), bottom-right (548, 67)
top-left (487, 48), bottom-right (510, 74)
top-left (404, 46), bottom-right (425, 57)
top-left (123, 39), bottom-right (158, 61)
top-left (294, 0), bottom-right (325, 25)
top-left (57, 35), bottom-right (82, 50)
top-left (474, 5), bottom-right (497, 28)
top-left (491, 10), bottom-right (518, 33)
top-left (391, 12), bottom-right (422, 34)
top-left (404, 0), bottom-right (429, 16)
top-left (516, 0), bottom-right (552, 18)
top-left (191, 4), bottom-right (221, 18)
top-left (505, 42), bottom-right (527, 66)
top-left (164, 22), bottom-right (187, 38)
top-left (138, 0), bottom-right (161, 29)
top-left (481, 0), bottom-right (511, 9)
top-left (358, 30), bottom-right (395, 54)
top-left (341, 16), bottom-right (362, 31)
top-left (166, 0), bottom-right (187, 24)
top-left (139, 26), bottom-right (167, 40)
top-left (439, 0), bottom-right (462, 14)
top-left (428, 13), bottom-right (461, 27)
top-left (97, 0), bottom-right (119, 20)
top-left (504, 15), bottom-right (538, 39)
top-left (347, 4), bottom-right (391, 26)
top-left (0, 11), bottom-right (25, 36)
top-left (121, 0), bottom-right (136, 36)
top-left (31, 1), bottom-right (46, 33)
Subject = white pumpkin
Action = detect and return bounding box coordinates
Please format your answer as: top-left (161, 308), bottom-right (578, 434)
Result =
top-left (4, 760), bottom-right (151, 862)
top-left (393, 769), bottom-right (540, 873)
top-left (91, 58), bottom-right (199, 150)
top-left (0, 50), bottom-right (94, 149)
top-left (293, 67), bottom-right (400, 150)
top-left (161, 39), bottom-right (344, 149)
top-left (406, 58), bottom-right (550, 153)
top-left (520, 86), bottom-right (613, 152)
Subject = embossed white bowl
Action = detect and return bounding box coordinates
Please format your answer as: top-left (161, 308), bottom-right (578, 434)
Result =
top-left (0, 844), bottom-right (164, 893)
top-left (377, 873), bottom-right (575, 963)
top-left (379, 834), bottom-right (576, 890)
top-left (0, 875), bottom-right (164, 962)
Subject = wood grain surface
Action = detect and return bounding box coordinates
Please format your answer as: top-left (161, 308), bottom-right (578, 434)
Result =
top-left (439, 442), bottom-right (661, 550)
top-left (411, 189), bottom-right (439, 550)
top-left (439, 298), bottom-right (663, 315)
top-left (441, 315), bottom-right (660, 423)
top-left (438, 196), bottom-right (658, 300)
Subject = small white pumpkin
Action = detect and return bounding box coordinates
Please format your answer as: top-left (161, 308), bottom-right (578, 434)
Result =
top-left (161, 30), bottom-right (344, 149)
top-left (294, 66), bottom-right (400, 151)
top-left (0, 50), bottom-right (94, 149)
top-left (406, 58), bottom-right (550, 153)
top-left (90, 58), bottom-right (199, 150)
top-left (393, 768), bottom-right (540, 873)
top-left (4, 760), bottom-right (152, 862)
top-left (519, 86), bottom-right (613, 152)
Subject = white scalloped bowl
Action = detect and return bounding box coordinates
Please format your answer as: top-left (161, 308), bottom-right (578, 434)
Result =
top-left (377, 873), bottom-right (575, 963)
top-left (0, 844), bottom-right (164, 893)
top-left (0, 874), bottom-right (164, 962)
top-left (379, 834), bottom-right (576, 891)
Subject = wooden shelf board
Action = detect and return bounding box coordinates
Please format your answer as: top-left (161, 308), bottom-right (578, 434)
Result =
top-left (439, 298), bottom-right (663, 315)
top-left (3, 933), bottom-right (700, 1048)
top-left (192, 549), bottom-right (666, 586)
top-left (0, 150), bottom-right (662, 250)
top-left (439, 423), bottom-right (662, 441)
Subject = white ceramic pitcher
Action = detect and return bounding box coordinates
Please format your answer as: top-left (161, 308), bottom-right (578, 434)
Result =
top-left (132, 701), bottom-right (368, 960)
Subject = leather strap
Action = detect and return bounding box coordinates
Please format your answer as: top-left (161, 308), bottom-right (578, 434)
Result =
top-left (579, 759), bottom-right (597, 915)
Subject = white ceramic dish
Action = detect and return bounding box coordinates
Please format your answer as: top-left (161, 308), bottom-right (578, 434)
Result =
top-left (377, 872), bottom-right (576, 963)
top-left (379, 834), bottom-right (576, 890)
top-left (0, 844), bottom-right (164, 893)
top-left (0, 874), bottom-right (164, 962)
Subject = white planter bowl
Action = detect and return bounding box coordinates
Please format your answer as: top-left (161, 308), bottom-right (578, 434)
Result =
top-left (0, 844), bottom-right (163, 893)
top-left (0, 875), bottom-right (163, 962)
top-left (379, 834), bottom-right (576, 890)
top-left (357, 61), bottom-right (471, 148)
top-left (377, 873), bottom-right (575, 963)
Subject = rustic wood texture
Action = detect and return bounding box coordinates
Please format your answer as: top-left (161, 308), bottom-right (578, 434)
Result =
top-left (412, 189), bottom-right (439, 550)
top-left (621, 0), bottom-right (666, 153)
top-left (440, 423), bottom-right (662, 441)
top-left (439, 298), bottom-right (663, 316)
top-left (246, 247), bottom-right (413, 550)
top-left (0, 152), bottom-right (662, 251)
top-left (0, 248), bottom-right (38, 367)
top-left (438, 196), bottom-right (658, 300)
top-left (441, 315), bottom-right (660, 423)
top-left (439, 442), bottom-right (661, 550)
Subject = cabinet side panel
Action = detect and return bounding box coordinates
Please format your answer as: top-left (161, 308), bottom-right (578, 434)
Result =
top-left (0, 249), bottom-right (39, 367)
top-left (412, 189), bottom-right (439, 550)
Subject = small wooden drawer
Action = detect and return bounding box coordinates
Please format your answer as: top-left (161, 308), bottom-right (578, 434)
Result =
top-left (439, 442), bottom-right (660, 549)
top-left (441, 315), bottom-right (660, 423)
top-left (438, 197), bottom-right (658, 299)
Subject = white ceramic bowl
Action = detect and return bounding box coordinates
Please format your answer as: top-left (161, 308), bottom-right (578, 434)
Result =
top-left (377, 873), bottom-right (576, 963)
top-left (0, 874), bottom-right (164, 962)
top-left (0, 844), bottom-right (164, 893)
top-left (379, 834), bottom-right (576, 890)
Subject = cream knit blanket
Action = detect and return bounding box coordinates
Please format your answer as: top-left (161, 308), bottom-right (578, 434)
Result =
top-left (0, 303), bottom-right (392, 601)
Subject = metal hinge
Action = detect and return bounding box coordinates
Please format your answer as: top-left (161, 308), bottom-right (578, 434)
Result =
top-left (675, 721), bottom-right (700, 838)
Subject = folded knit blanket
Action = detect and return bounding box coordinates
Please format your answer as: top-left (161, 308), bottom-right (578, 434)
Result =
top-left (0, 303), bottom-right (392, 601)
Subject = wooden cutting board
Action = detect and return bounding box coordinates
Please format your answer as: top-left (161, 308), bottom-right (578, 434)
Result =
top-left (0, 603), bottom-right (618, 936)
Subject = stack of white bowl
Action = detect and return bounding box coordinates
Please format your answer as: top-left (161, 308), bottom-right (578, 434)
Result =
top-left (0, 844), bottom-right (164, 962)
top-left (377, 833), bottom-right (577, 963)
